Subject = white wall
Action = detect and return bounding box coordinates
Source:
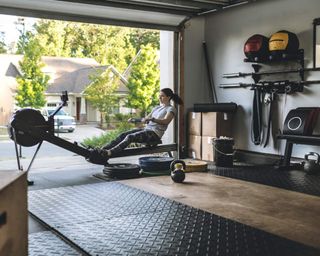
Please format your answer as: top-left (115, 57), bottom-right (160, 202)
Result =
top-left (183, 17), bottom-right (207, 112)
top-left (184, 0), bottom-right (320, 158)
top-left (160, 31), bottom-right (175, 144)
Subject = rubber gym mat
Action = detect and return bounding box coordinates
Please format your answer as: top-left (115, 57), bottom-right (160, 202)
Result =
top-left (210, 165), bottom-right (320, 197)
top-left (29, 182), bottom-right (177, 227)
top-left (28, 182), bottom-right (320, 256)
top-left (29, 231), bottom-right (82, 256)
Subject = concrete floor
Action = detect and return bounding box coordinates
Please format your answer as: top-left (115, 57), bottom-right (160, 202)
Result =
top-left (121, 173), bottom-right (320, 249)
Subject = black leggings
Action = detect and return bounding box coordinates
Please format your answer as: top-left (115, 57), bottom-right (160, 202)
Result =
top-left (102, 128), bottom-right (160, 155)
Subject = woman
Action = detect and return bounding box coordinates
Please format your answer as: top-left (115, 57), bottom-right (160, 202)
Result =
top-left (87, 88), bottom-right (183, 165)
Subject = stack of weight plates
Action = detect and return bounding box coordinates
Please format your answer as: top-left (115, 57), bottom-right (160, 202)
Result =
top-left (183, 159), bottom-right (208, 172)
top-left (103, 163), bottom-right (141, 179)
top-left (139, 156), bottom-right (174, 176)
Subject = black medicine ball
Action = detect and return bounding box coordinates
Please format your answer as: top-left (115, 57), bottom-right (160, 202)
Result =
top-left (269, 30), bottom-right (299, 58)
top-left (244, 34), bottom-right (269, 61)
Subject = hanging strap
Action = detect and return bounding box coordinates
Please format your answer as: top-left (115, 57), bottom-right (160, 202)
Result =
top-left (263, 92), bottom-right (275, 147)
top-left (251, 89), bottom-right (263, 145)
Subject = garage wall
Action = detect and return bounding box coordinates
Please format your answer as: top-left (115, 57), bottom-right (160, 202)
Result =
top-left (160, 31), bottom-right (175, 144)
top-left (184, 0), bottom-right (320, 159)
top-left (183, 17), bottom-right (207, 112)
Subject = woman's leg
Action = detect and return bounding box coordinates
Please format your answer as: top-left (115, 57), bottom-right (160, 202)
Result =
top-left (109, 130), bottom-right (160, 155)
top-left (101, 128), bottom-right (143, 150)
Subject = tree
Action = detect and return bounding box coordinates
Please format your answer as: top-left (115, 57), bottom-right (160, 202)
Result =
top-left (0, 32), bottom-right (6, 53)
top-left (128, 28), bottom-right (159, 52)
top-left (84, 67), bottom-right (120, 127)
top-left (126, 44), bottom-right (160, 117)
top-left (15, 37), bottom-right (49, 108)
top-left (30, 20), bottom-right (160, 73)
top-left (32, 20), bottom-right (136, 73)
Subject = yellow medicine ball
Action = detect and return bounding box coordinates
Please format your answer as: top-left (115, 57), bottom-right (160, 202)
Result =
top-left (269, 30), bottom-right (299, 54)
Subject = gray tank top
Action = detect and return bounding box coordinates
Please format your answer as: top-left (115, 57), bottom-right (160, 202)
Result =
top-left (145, 105), bottom-right (176, 138)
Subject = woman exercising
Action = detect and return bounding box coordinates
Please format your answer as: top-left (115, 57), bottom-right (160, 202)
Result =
top-left (88, 88), bottom-right (183, 164)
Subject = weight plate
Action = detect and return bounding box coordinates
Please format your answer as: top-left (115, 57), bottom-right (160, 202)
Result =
top-left (103, 163), bottom-right (141, 179)
top-left (104, 163), bottom-right (140, 172)
top-left (183, 159), bottom-right (208, 172)
top-left (140, 169), bottom-right (171, 177)
top-left (139, 156), bottom-right (174, 172)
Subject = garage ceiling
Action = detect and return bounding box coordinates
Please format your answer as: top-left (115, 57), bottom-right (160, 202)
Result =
top-left (0, 0), bottom-right (256, 31)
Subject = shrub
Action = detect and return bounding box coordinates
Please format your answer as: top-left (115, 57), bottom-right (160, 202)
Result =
top-left (114, 113), bottom-right (131, 122)
top-left (82, 125), bottom-right (134, 148)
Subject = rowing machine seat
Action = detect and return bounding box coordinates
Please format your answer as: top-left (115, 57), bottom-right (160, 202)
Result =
top-left (142, 139), bottom-right (162, 148)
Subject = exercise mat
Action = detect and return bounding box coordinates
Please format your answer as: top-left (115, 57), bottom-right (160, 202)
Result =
top-left (210, 164), bottom-right (320, 197)
top-left (28, 182), bottom-right (319, 256)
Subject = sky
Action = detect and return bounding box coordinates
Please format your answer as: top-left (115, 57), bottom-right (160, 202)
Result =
top-left (0, 14), bottom-right (36, 45)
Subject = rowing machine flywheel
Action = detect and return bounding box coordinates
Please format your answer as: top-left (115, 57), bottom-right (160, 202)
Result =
top-left (8, 108), bottom-right (47, 147)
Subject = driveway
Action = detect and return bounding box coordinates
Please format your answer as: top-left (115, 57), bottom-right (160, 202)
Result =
top-left (60, 123), bottom-right (105, 142)
top-left (0, 124), bottom-right (106, 170)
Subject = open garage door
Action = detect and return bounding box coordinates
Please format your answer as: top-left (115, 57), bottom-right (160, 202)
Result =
top-left (0, 0), bottom-right (255, 156)
top-left (0, 0), bottom-right (252, 31)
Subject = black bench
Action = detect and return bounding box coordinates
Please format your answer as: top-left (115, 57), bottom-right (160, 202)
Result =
top-left (277, 134), bottom-right (320, 167)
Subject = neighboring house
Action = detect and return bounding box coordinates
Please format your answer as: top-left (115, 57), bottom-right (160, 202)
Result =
top-left (0, 55), bottom-right (20, 126)
top-left (0, 54), bottom-right (130, 126)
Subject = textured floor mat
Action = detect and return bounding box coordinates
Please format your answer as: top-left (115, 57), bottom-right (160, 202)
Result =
top-left (210, 164), bottom-right (320, 197)
top-left (29, 231), bottom-right (82, 256)
top-left (28, 182), bottom-right (320, 256)
top-left (29, 182), bottom-right (176, 227)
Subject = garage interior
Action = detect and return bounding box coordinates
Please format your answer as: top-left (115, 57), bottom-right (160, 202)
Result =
top-left (1, 0), bottom-right (320, 255)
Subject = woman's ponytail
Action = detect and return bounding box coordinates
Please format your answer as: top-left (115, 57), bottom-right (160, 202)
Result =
top-left (161, 88), bottom-right (183, 105)
top-left (171, 93), bottom-right (183, 105)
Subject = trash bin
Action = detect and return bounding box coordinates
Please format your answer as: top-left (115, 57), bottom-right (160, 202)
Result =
top-left (213, 137), bottom-right (234, 167)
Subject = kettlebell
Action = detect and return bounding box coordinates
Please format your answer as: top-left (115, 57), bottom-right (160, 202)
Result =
top-left (170, 160), bottom-right (186, 183)
top-left (303, 152), bottom-right (320, 175)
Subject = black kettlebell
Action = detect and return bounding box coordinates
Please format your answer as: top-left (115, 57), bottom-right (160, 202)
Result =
top-left (303, 152), bottom-right (320, 175)
top-left (170, 160), bottom-right (186, 183)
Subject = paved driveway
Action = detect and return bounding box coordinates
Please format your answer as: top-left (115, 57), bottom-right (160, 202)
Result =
top-left (0, 124), bottom-right (106, 169)
top-left (61, 124), bottom-right (105, 142)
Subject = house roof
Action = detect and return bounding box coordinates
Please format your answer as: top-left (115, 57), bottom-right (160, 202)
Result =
top-left (47, 65), bottom-right (128, 94)
top-left (0, 54), bottom-right (129, 95)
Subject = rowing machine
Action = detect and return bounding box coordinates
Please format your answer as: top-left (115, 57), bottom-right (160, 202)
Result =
top-left (8, 91), bottom-right (177, 171)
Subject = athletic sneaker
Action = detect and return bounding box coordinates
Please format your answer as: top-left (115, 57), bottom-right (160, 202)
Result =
top-left (86, 148), bottom-right (109, 165)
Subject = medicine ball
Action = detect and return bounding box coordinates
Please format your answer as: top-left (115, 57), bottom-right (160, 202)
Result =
top-left (269, 30), bottom-right (299, 58)
top-left (243, 34), bottom-right (269, 61)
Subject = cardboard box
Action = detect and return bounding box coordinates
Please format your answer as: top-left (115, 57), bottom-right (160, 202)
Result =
top-left (188, 135), bottom-right (201, 159)
top-left (202, 112), bottom-right (233, 137)
top-left (0, 171), bottom-right (27, 256)
top-left (188, 112), bottom-right (202, 136)
top-left (201, 136), bottom-right (215, 161)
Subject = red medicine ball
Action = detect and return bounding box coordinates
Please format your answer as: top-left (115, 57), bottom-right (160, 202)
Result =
top-left (244, 34), bottom-right (269, 61)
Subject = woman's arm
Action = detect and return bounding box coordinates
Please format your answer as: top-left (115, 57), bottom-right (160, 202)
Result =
top-left (150, 112), bottom-right (174, 125)
top-left (141, 112), bottom-right (153, 123)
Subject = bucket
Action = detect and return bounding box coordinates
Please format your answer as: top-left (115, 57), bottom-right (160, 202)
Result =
top-left (213, 137), bottom-right (234, 167)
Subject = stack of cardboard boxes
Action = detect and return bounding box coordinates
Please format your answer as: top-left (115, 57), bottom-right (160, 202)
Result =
top-left (188, 112), bottom-right (233, 161)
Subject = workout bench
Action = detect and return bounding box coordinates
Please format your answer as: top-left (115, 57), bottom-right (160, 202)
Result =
top-left (277, 134), bottom-right (320, 168)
